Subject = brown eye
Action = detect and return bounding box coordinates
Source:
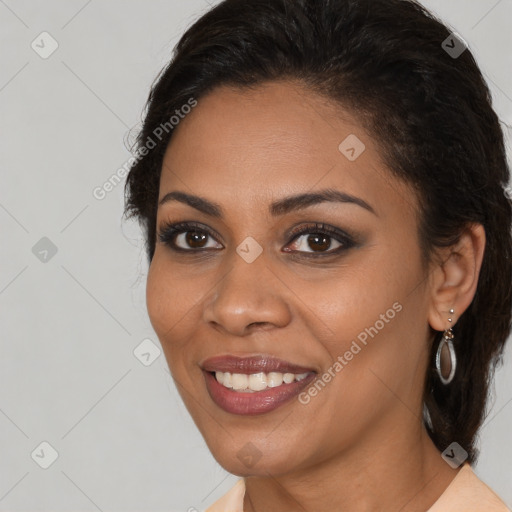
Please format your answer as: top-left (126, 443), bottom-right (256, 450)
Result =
top-left (173, 230), bottom-right (222, 250)
top-left (306, 234), bottom-right (332, 252)
top-left (289, 232), bottom-right (343, 253)
top-left (158, 222), bottom-right (223, 251)
top-left (185, 231), bottom-right (208, 248)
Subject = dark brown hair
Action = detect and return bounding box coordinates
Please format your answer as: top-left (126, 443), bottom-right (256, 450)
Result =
top-left (124, 0), bottom-right (512, 462)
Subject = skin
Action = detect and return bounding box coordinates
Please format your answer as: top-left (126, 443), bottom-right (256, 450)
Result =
top-left (146, 80), bottom-right (486, 511)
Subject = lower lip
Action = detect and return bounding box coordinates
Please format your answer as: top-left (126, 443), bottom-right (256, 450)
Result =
top-left (203, 371), bottom-right (316, 415)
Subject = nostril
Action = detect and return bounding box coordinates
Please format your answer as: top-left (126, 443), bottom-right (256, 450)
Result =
top-left (247, 322), bottom-right (271, 330)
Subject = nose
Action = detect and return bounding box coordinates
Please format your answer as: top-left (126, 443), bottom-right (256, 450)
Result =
top-left (202, 250), bottom-right (292, 337)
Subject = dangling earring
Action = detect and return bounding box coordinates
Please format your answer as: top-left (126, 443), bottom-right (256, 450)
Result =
top-left (435, 308), bottom-right (457, 385)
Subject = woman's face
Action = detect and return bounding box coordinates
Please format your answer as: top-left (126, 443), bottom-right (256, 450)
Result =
top-left (147, 80), bottom-right (434, 476)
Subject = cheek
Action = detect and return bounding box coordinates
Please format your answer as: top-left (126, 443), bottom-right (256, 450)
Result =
top-left (146, 257), bottom-right (205, 391)
top-left (302, 244), bottom-right (427, 393)
top-left (145, 256), bottom-right (194, 352)
top-left (296, 251), bottom-right (407, 345)
top-left (146, 259), bottom-right (171, 338)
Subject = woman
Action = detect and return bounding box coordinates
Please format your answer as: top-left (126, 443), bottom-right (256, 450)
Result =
top-left (124, 0), bottom-right (512, 510)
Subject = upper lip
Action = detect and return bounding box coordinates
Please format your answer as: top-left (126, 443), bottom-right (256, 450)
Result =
top-left (201, 355), bottom-right (316, 374)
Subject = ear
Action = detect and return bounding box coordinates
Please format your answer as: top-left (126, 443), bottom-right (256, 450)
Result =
top-left (428, 223), bottom-right (486, 331)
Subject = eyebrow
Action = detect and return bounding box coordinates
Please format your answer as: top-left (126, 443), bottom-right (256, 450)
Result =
top-left (158, 188), bottom-right (377, 217)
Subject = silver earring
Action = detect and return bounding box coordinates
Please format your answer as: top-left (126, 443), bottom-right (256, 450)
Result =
top-left (435, 309), bottom-right (456, 385)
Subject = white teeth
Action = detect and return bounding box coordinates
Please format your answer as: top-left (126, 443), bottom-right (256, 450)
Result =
top-left (223, 372), bottom-right (233, 388)
top-left (267, 372), bottom-right (283, 388)
top-left (248, 372), bottom-right (267, 391)
top-left (283, 373), bottom-right (295, 384)
top-left (213, 371), bottom-right (310, 391)
top-left (232, 373), bottom-right (248, 390)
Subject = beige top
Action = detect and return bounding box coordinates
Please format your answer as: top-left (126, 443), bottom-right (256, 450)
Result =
top-left (205, 463), bottom-right (510, 511)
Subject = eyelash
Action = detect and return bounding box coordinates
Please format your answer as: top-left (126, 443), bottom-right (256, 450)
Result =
top-left (157, 221), bottom-right (356, 257)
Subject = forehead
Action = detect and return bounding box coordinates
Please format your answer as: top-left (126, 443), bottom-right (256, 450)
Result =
top-left (159, 81), bottom-right (414, 219)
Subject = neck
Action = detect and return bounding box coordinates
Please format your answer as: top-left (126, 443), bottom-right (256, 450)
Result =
top-left (243, 419), bottom-right (461, 512)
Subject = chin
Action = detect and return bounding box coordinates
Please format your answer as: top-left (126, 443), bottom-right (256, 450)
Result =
top-left (205, 433), bottom-right (308, 477)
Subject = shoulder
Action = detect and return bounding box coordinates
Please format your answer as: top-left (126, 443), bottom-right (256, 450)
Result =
top-left (204, 479), bottom-right (245, 512)
top-left (427, 463), bottom-right (510, 512)
top-left (202, 466), bottom-right (511, 512)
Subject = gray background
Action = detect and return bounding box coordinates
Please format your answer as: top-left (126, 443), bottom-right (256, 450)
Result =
top-left (0, 1), bottom-right (511, 510)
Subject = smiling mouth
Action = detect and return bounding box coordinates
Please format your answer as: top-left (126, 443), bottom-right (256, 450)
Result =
top-left (201, 355), bottom-right (317, 415)
top-left (212, 370), bottom-right (310, 392)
